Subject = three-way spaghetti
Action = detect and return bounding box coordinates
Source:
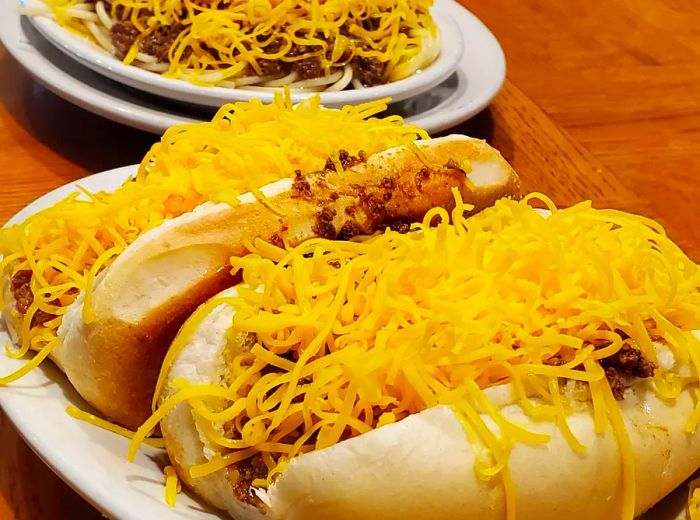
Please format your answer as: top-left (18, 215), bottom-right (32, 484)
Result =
top-left (23, 0), bottom-right (440, 91)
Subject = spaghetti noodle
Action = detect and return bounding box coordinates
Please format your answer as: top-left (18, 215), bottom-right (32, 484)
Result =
top-left (23, 0), bottom-right (440, 91)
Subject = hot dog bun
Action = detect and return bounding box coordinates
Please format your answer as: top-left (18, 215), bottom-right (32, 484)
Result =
top-left (48, 135), bottom-right (519, 428)
top-left (158, 288), bottom-right (700, 519)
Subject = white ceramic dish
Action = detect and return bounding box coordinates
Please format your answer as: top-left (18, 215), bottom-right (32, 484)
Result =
top-left (0, 0), bottom-right (506, 134)
top-left (0, 167), bottom-right (690, 520)
top-left (30, 10), bottom-right (464, 109)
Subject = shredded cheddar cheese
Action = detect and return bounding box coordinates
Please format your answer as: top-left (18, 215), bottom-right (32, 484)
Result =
top-left (164, 465), bottom-right (181, 507)
top-left (131, 192), bottom-right (700, 518)
top-left (27, 0), bottom-right (438, 88)
top-left (66, 405), bottom-right (166, 448)
top-left (0, 93), bottom-right (426, 384)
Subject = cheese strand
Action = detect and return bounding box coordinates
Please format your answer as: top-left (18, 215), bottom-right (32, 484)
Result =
top-left (65, 405), bottom-right (166, 448)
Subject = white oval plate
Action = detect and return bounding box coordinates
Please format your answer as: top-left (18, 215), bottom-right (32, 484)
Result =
top-left (0, 167), bottom-right (689, 520)
top-left (30, 9), bottom-right (464, 109)
top-left (0, 0), bottom-right (505, 134)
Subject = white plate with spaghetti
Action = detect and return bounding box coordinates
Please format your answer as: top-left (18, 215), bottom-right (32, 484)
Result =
top-left (27, 2), bottom-right (464, 109)
top-left (0, 167), bottom-right (692, 520)
top-left (1, 0), bottom-right (505, 134)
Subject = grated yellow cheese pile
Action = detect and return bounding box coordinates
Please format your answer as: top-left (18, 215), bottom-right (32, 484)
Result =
top-left (0, 93), bottom-right (426, 383)
top-left (38, 0), bottom-right (437, 86)
top-left (133, 192), bottom-right (700, 520)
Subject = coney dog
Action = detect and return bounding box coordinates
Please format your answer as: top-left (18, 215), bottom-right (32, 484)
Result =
top-left (138, 194), bottom-right (700, 520)
top-left (2, 135), bottom-right (519, 428)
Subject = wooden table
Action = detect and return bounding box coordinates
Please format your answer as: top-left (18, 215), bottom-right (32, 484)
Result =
top-left (1, 0), bottom-right (699, 518)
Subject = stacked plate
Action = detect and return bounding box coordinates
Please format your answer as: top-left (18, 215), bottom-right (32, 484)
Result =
top-left (0, 0), bottom-right (506, 134)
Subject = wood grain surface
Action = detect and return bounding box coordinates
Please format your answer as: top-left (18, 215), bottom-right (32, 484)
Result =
top-left (1, 0), bottom-right (700, 518)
